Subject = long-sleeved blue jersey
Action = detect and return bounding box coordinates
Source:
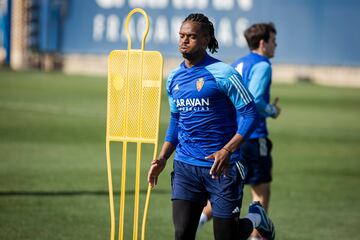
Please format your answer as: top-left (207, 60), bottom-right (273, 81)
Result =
top-left (165, 54), bottom-right (258, 167)
top-left (232, 52), bottom-right (275, 139)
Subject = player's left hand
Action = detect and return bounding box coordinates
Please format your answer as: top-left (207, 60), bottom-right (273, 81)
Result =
top-left (206, 149), bottom-right (231, 179)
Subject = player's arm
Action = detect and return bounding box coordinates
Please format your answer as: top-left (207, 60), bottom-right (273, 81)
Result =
top-left (208, 70), bottom-right (259, 178)
top-left (248, 62), bottom-right (280, 118)
top-left (217, 102), bottom-right (259, 153)
top-left (208, 102), bottom-right (259, 178)
top-left (148, 142), bottom-right (175, 187)
top-left (147, 112), bottom-right (179, 187)
top-left (148, 76), bottom-right (179, 186)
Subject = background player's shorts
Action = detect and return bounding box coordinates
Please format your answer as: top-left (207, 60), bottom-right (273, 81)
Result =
top-left (171, 160), bottom-right (245, 218)
top-left (240, 138), bottom-right (273, 185)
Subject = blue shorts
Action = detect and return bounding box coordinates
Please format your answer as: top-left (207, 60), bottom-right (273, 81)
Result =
top-left (171, 160), bottom-right (246, 218)
top-left (240, 138), bottom-right (273, 185)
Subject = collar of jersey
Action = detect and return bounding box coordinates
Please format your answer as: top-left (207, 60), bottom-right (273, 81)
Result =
top-left (250, 52), bottom-right (271, 64)
top-left (180, 53), bottom-right (212, 70)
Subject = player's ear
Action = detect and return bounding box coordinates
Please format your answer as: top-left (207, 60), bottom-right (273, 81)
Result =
top-left (259, 39), bottom-right (267, 51)
top-left (259, 39), bottom-right (265, 48)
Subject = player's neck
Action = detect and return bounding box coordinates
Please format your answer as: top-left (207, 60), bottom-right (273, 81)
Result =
top-left (183, 51), bottom-right (207, 68)
top-left (252, 49), bottom-right (265, 57)
top-left (252, 50), bottom-right (271, 59)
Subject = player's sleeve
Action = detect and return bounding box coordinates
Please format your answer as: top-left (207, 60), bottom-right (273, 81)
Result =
top-left (166, 70), bottom-right (179, 113)
top-left (217, 67), bottom-right (259, 138)
top-left (164, 71), bottom-right (179, 145)
top-left (217, 67), bottom-right (253, 109)
top-left (236, 102), bottom-right (259, 138)
top-left (165, 112), bottom-right (179, 146)
top-left (248, 62), bottom-right (278, 118)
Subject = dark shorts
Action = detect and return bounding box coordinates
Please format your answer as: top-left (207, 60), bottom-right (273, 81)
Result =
top-left (171, 160), bottom-right (246, 218)
top-left (240, 138), bottom-right (273, 185)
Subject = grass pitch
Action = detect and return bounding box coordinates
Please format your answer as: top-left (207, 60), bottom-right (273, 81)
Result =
top-left (0, 69), bottom-right (359, 240)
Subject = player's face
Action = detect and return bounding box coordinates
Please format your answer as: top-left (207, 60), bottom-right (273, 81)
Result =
top-left (178, 21), bottom-right (209, 60)
top-left (264, 32), bottom-right (277, 58)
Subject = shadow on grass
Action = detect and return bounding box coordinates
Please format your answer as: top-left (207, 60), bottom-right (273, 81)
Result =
top-left (0, 189), bottom-right (169, 197)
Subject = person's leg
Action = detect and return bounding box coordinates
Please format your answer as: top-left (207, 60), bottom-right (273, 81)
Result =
top-left (173, 199), bottom-right (204, 240)
top-left (212, 201), bottom-right (275, 240)
top-left (251, 182), bottom-right (271, 212)
top-left (249, 182), bottom-right (271, 239)
top-left (250, 182), bottom-right (271, 239)
top-left (242, 138), bottom-right (273, 239)
top-left (171, 160), bottom-right (208, 239)
top-left (238, 218), bottom-right (254, 240)
top-left (206, 160), bottom-right (254, 240)
top-left (213, 217), bottom-right (253, 240)
top-left (198, 200), bottom-right (213, 230)
top-left (250, 138), bottom-right (272, 212)
top-left (247, 201), bottom-right (275, 240)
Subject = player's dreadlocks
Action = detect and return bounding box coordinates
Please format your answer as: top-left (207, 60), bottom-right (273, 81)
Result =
top-left (184, 13), bottom-right (219, 54)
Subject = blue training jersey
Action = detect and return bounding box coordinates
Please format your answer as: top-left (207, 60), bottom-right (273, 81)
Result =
top-left (166, 54), bottom-right (254, 167)
top-left (232, 52), bottom-right (272, 139)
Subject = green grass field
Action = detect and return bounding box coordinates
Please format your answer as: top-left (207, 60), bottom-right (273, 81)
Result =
top-left (0, 69), bottom-right (359, 240)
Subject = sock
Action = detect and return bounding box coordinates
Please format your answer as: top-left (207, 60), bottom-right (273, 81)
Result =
top-left (197, 212), bottom-right (209, 230)
top-left (244, 213), bottom-right (261, 228)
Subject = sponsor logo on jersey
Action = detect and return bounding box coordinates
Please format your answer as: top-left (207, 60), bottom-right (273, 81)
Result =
top-left (196, 78), bottom-right (205, 91)
top-left (174, 97), bottom-right (210, 112)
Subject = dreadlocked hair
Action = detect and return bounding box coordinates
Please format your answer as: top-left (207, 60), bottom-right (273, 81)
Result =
top-left (184, 13), bottom-right (219, 54)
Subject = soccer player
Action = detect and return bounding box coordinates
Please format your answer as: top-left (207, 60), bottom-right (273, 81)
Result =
top-left (198, 22), bottom-right (280, 240)
top-left (147, 13), bottom-right (275, 240)
top-left (232, 22), bottom-right (280, 240)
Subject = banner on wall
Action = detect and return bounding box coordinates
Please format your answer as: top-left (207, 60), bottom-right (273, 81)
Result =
top-left (60, 0), bottom-right (360, 65)
top-left (61, 0), bottom-right (255, 59)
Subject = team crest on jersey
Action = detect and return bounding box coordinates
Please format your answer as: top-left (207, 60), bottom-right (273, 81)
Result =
top-left (196, 78), bottom-right (205, 91)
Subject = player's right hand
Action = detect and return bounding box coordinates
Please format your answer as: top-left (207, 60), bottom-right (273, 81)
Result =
top-left (147, 157), bottom-right (167, 187)
top-left (272, 97), bottom-right (281, 118)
